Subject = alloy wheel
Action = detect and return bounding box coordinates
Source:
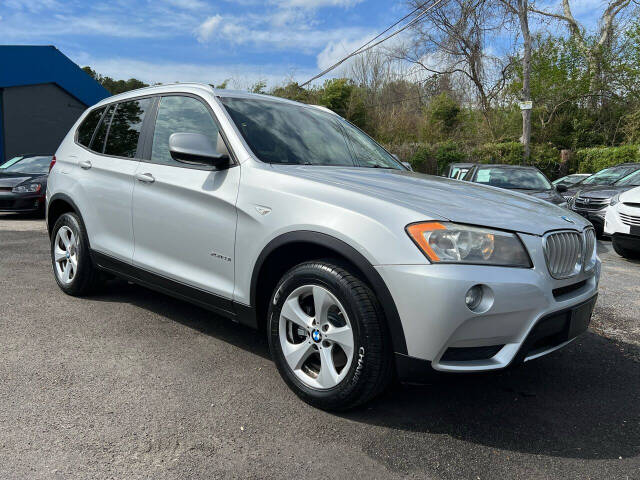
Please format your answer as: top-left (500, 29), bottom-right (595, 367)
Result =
top-left (54, 226), bottom-right (79, 285)
top-left (279, 284), bottom-right (355, 390)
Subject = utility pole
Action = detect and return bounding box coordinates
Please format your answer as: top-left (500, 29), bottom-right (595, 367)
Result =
top-left (518, 0), bottom-right (532, 165)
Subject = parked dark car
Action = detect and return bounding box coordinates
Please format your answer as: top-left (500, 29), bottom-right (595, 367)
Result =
top-left (570, 168), bottom-right (640, 235)
top-left (446, 162), bottom-right (476, 180)
top-left (563, 163), bottom-right (640, 200)
top-left (0, 154), bottom-right (52, 215)
top-left (461, 164), bottom-right (568, 206)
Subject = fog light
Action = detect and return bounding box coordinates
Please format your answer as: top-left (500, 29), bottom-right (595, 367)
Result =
top-left (465, 285), bottom-right (483, 311)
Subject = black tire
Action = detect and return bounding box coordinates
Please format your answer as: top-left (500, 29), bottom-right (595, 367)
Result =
top-left (51, 212), bottom-right (101, 296)
top-left (268, 260), bottom-right (393, 411)
top-left (612, 236), bottom-right (640, 260)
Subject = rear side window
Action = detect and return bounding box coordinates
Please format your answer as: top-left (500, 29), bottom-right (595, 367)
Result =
top-left (151, 96), bottom-right (220, 166)
top-left (91, 105), bottom-right (115, 153)
top-left (104, 98), bottom-right (152, 158)
top-left (77, 107), bottom-right (105, 147)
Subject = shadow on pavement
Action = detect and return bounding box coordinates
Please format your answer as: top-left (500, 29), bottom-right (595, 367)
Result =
top-left (346, 332), bottom-right (640, 461)
top-left (91, 279), bottom-right (271, 360)
top-left (92, 280), bottom-right (639, 461)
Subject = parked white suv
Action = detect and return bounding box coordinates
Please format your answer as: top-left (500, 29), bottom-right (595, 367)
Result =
top-left (47, 84), bottom-right (600, 410)
top-left (604, 186), bottom-right (640, 259)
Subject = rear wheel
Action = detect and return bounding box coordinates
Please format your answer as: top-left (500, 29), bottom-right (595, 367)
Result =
top-left (612, 236), bottom-right (640, 260)
top-left (51, 212), bottom-right (101, 295)
top-left (268, 260), bottom-right (392, 411)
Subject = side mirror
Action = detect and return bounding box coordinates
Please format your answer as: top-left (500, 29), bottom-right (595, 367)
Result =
top-left (401, 161), bottom-right (413, 171)
top-left (169, 133), bottom-right (229, 168)
top-left (556, 184), bottom-right (568, 193)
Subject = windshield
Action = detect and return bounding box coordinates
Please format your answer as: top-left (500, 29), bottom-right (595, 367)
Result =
top-left (0, 156), bottom-right (25, 169)
top-left (1, 156), bottom-right (51, 174)
top-left (615, 169), bottom-right (640, 186)
top-left (582, 166), bottom-right (639, 185)
top-left (221, 97), bottom-right (403, 169)
top-left (553, 174), bottom-right (587, 186)
top-left (474, 167), bottom-right (552, 190)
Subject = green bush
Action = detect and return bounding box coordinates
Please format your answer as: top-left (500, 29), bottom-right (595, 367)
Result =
top-left (434, 141), bottom-right (466, 174)
top-left (471, 142), bottom-right (523, 164)
top-left (408, 142), bottom-right (466, 175)
top-left (408, 145), bottom-right (433, 173)
top-left (575, 145), bottom-right (640, 173)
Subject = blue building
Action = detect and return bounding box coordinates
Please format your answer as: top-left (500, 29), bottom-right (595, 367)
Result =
top-left (0, 46), bottom-right (110, 163)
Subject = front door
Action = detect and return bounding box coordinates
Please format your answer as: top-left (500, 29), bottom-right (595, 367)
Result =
top-left (131, 95), bottom-right (240, 302)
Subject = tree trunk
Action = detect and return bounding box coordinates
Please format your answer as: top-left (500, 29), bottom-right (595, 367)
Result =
top-left (519, 0), bottom-right (532, 164)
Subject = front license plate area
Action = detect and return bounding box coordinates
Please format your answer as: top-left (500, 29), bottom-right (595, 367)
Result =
top-left (568, 297), bottom-right (596, 339)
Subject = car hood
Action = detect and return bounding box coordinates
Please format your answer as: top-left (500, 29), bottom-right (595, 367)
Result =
top-left (273, 166), bottom-right (588, 235)
top-left (575, 185), bottom-right (631, 200)
top-left (0, 172), bottom-right (41, 188)
top-left (620, 186), bottom-right (640, 203)
top-left (511, 188), bottom-right (565, 205)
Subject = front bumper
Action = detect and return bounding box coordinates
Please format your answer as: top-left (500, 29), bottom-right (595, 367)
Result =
top-left (376, 232), bottom-right (600, 376)
top-left (0, 192), bottom-right (46, 212)
top-left (571, 207), bottom-right (606, 233)
top-left (604, 204), bottom-right (640, 236)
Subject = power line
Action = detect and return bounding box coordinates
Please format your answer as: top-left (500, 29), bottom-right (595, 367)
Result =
top-left (300, 0), bottom-right (449, 88)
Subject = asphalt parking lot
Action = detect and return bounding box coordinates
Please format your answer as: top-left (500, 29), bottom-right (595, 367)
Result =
top-left (0, 214), bottom-right (638, 480)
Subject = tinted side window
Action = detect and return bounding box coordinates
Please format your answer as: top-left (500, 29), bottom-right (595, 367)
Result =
top-left (91, 105), bottom-right (115, 153)
top-left (77, 107), bottom-right (105, 147)
top-left (104, 98), bottom-right (152, 158)
top-left (151, 96), bottom-right (219, 166)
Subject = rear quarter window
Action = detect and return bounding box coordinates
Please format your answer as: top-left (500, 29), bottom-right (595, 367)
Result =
top-left (77, 107), bottom-right (106, 148)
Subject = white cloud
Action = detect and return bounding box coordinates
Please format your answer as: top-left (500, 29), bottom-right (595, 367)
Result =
top-left (162, 0), bottom-right (208, 10)
top-left (196, 15), bottom-right (223, 42)
top-left (73, 55), bottom-right (317, 89)
top-left (316, 30), bottom-right (407, 70)
top-left (275, 0), bottom-right (364, 8)
top-left (195, 14), bottom-right (368, 52)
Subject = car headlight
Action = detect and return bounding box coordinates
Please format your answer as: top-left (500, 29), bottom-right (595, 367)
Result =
top-left (12, 183), bottom-right (42, 193)
top-left (558, 201), bottom-right (569, 209)
top-left (406, 222), bottom-right (532, 267)
top-left (610, 193), bottom-right (620, 206)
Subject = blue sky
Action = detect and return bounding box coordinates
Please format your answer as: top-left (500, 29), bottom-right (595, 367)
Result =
top-left (0, 0), bottom-right (606, 88)
top-left (0, 0), bottom-right (407, 87)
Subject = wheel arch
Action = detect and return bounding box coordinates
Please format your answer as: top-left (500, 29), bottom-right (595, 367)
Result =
top-left (47, 193), bottom-right (85, 239)
top-left (249, 230), bottom-right (408, 355)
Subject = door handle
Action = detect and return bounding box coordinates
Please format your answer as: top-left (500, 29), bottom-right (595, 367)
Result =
top-left (135, 173), bottom-right (155, 184)
top-left (79, 160), bottom-right (92, 170)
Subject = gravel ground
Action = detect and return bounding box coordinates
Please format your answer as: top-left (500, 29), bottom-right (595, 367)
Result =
top-left (0, 214), bottom-right (638, 480)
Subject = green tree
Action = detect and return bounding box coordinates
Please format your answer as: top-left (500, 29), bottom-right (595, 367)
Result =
top-left (82, 66), bottom-right (149, 95)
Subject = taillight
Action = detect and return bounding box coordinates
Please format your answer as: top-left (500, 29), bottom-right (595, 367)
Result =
top-left (49, 155), bottom-right (56, 173)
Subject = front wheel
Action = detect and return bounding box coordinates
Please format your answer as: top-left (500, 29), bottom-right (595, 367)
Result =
top-left (612, 236), bottom-right (640, 260)
top-left (268, 260), bottom-right (392, 411)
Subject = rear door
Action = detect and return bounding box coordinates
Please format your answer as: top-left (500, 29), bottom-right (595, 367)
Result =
top-left (131, 94), bottom-right (240, 302)
top-left (76, 98), bottom-right (153, 262)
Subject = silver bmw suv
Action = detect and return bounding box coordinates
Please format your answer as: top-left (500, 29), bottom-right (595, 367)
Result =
top-left (46, 83), bottom-right (600, 410)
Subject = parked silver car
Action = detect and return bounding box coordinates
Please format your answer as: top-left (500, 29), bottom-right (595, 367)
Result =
top-left (46, 84), bottom-right (600, 410)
